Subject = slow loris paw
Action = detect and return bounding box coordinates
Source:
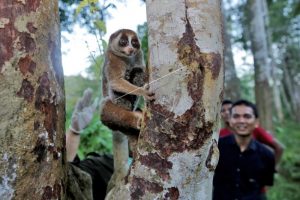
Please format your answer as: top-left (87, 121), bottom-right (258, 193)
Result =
top-left (133, 111), bottom-right (143, 129)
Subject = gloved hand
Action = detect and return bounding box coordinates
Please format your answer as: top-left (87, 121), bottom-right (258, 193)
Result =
top-left (70, 88), bottom-right (98, 134)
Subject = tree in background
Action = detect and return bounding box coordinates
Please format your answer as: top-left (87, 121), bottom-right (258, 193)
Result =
top-left (267, 0), bottom-right (300, 123)
top-left (222, 1), bottom-right (300, 199)
top-left (231, 0), bottom-right (300, 124)
top-left (260, 0), bottom-right (284, 122)
top-left (282, 45), bottom-right (300, 123)
top-left (106, 0), bottom-right (223, 199)
top-left (247, 0), bottom-right (274, 132)
top-left (0, 1), bottom-right (66, 199)
top-left (222, 1), bottom-right (242, 101)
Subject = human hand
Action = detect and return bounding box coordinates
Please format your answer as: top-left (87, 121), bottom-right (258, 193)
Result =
top-left (70, 88), bottom-right (98, 134)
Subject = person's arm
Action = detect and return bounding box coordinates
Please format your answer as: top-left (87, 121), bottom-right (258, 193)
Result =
top-left (66, 88), bottom-right (98, 162)
top-left (253, 127), bottom-right (285, 167)
top-left (270, 138), bottom-right (284, 169)
top-left (66, 129), bottom-right (81, 162)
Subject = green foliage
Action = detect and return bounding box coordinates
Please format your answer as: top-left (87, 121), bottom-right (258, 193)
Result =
top-left (86, 54), bottom-right (105, 82)
top-left (268, 0), bottom-right (298, 42)
top-left (137, 22), bottom-right (149, 62)
top-left (94, 19), bottom-right (107, 33)
top-left (284, 45), bottom-right (300, 73)
top-left (239, 72), bottom-right (255, 102)
top-left (294, 2), bottom-right (300, 16)
top-left (75, 0), bottom-right (99, 16)
top-left (268, 121), bottom-right (300, 200)
top-left (77, 117), bottom-right (112, 158)
top-left (59, 0), bottom-right (120, 32)
top-left (65, 75), bottom-right (100, 120)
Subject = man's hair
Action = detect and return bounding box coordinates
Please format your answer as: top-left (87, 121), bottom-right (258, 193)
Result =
top-left (222, 99), bottom-right (233, 106)
top-left (231, 99), bottom-right (259, 118)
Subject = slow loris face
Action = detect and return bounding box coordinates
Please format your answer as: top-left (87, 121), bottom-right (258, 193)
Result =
top-left (109, 29), bottom-right (141, 57)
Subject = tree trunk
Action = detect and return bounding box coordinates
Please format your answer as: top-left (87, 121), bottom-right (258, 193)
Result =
top-left (273, 82), bottom-right (284, 122)
top-left (248, 0), bottom-right (274, 132)
top-left (106, 0), bottom-right (223, 199)
top-left (282, 58), bottom-right (300, 123)
top-left (0, 1), bottom-right (66, 199)
top-left (261, 0), bottom-right (284, 123)
top-left (222, 2), bottom-right (241, 101)
top-left (280, 80), bottom-right (292, 118)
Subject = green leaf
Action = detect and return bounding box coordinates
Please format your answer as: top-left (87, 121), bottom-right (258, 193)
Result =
top-left (94, 20), bottom-right (106, 33)
top-left (75, 0), bottom-right (89, 17)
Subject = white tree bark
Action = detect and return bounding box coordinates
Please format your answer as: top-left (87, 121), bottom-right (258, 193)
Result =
top-left (248, 0), bottom-right (274, 131)
top-left (106, 0), bottom-right (223, 199)
top-left (0, 1), bottom-right (65, 199)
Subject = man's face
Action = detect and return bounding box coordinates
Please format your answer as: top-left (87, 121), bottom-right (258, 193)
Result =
top-left (221, 103), bottom-right (232, 123)
top-left (229, 104), bottom-right (258, 137)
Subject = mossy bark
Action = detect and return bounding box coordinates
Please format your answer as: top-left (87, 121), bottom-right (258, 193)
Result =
top-left (0, 1), bottom-right (66, 199)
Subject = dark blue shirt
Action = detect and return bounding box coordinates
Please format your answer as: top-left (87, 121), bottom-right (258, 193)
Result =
top-left (213, 135), bottom-right (275, 200)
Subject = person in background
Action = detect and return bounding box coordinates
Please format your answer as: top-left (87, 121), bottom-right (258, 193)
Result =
top-left (66, 88), bottom-right (113, 200)
top-left (213, 99), bottom-right (275, 200)
top-left (220, 99), bottom-right (284, 168)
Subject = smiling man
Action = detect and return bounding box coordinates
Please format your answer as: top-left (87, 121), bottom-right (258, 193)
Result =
top-left (213, 99), bottom-right (275, 200)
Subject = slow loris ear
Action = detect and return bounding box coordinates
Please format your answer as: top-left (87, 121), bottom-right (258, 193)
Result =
top-left (109, 29), bottom-right (122, 44)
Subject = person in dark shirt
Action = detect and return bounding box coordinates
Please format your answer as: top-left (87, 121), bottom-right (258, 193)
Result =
top-left (213, 99), bottom-right (275, 200)
top-left (219, 99), bottom-right (284, 167)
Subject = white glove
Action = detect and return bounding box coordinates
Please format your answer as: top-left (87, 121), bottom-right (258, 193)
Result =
top-left (70, 88), bottom-right (98, 134)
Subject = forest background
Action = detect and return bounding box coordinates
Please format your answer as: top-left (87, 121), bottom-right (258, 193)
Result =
top-left (60, 0), bottom-right (300, 199)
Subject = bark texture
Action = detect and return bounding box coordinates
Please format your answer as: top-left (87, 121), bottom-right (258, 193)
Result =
top-left (106, 0), bottom-right (223, 199)
top-left (0, 1), bottom-right (66, 199)
top-left (248, 0), bottom-right (274, 132)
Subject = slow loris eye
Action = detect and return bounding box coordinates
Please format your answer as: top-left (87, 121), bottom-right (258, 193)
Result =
top-left (131, 38), bottom-right (140, 49)
top-left (119, 37), bottom-right (128, 47)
